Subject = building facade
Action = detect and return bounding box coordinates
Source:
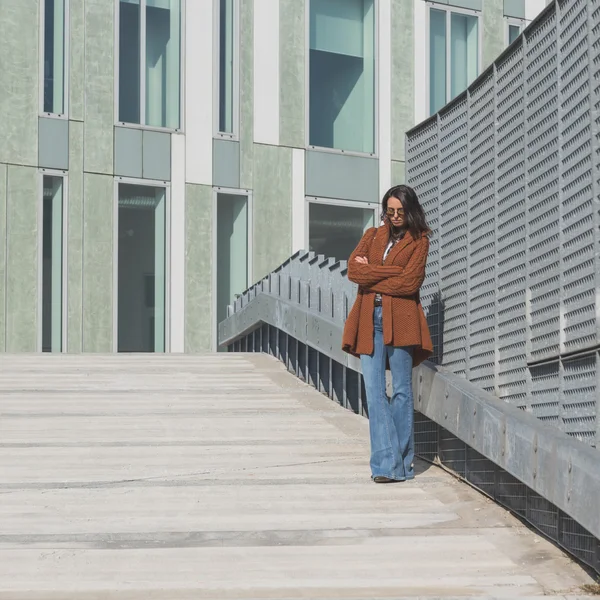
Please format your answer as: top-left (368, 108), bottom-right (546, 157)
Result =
top-left (0, 0), bottom-right (545, 354)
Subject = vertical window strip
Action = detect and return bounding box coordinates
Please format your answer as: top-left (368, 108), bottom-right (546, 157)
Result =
top-left (42, 0), bottom-right (67, 115)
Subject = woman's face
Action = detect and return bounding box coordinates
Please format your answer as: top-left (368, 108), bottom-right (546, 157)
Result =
top-left (386, 196), bottom-right (405, 228)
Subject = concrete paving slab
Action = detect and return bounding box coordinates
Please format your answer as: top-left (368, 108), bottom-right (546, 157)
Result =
top-left (0, 353), bottom-right (595, 598)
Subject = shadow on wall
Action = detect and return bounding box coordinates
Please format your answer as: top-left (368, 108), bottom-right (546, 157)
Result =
top-left (426, 290), bottom-right (445, 364)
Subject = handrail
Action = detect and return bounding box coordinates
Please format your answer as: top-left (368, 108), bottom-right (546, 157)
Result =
top-left (219, 250), bottom-right (600, 572)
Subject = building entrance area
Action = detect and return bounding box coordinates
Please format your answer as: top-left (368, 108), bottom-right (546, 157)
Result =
top-left (117, 183), bottom-right (167, 352)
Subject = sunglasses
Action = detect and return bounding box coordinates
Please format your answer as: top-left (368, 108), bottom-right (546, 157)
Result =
top-left (386, 208), bottom-right (405, 217)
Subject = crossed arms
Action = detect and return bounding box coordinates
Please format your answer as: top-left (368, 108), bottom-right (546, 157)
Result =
top-left (347, 229), bottom-right (429, 297)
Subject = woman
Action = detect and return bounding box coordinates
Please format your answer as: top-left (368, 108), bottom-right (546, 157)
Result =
top-left (342, 185), bottom-right (433, 483)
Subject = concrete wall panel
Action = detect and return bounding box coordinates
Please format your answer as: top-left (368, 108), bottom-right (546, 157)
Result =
top-left (84, 0), bottom-right (114, 175)
top-left (483, 0), bottom-right (505, 71)
top-left (0, 0), bottom-right (38, 166)
top-left (185, 183), bottom-right (213, 352)
top-left (391, 160), bottom-right (406, 187)
top-left (67, 121), bottom-right (84, 352)
top-left (82, 173), bottom-right (113, 352)
top-left (253, 144), bottom-right (292, 281)
top-left (279, 0), bottom-right (305, 149)
top-left (70, 0), bottom-right (85, 121)
top-left (5, 166), bottom-right (38, 352)
top-left (392, 0), bottom-right (414, 163)
top-left (0, 164), bottom-right (6, 351)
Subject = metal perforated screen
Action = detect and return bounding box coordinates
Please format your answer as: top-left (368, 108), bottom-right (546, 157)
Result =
top-left (406, 0), bottom-right (600, 448)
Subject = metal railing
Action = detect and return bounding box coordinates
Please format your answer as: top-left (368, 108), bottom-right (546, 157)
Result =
top-left (406, 0), bottom-right (600, 448)
top-left (219, 250), bottom-right (600, 574)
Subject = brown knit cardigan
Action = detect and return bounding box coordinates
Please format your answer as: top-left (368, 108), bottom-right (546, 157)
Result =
top-left (342, 225), bottom-right (433, 367)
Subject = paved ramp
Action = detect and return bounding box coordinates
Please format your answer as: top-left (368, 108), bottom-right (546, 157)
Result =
top-left (0, 354), bottom-right (593, 598)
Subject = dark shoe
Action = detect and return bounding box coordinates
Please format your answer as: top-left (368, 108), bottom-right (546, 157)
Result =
top-left (373, 476), bottom-right (396, 483)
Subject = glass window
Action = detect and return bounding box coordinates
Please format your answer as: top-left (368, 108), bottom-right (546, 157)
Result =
top-left (216, 193), bottom-right (248, 348)
top-left (119, 0), bottom-right (141, 124)
top-left (507, 21), bottom-right (523, 46)
top-left (450, 12), bottom-right (479, 100)
top-left (429, 8), bottom-right (447, 117)
top-left (308, 202), bottom-right (374, 261)
top-left (118, 0), bottom-right (182, 129)
top-left (218, 0), bottom-right (236, 134)
top-left (42, 175), bottom-right (64, 352)
top-left (508, 24), bottom-right (521, 44)
top-left (429, 7), bottom-right (479, 115)
top-left (117, 184), bottom-right (167, 352)
top-left (309, 0), bottom-right (375, 154)
top-left (43, 0), bottom-right (67, 114)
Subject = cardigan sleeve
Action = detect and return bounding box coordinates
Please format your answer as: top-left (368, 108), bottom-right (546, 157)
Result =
top-left (366, 236), bottom-right (429, 296)
top-left (347, 228), bottom-right (405, 287)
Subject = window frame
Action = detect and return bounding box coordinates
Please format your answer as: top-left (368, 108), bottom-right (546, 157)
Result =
top-left (113, 176), bottom-right (172, 353)
top-left (37, 169), bottom-right (69, 353)
top-left (212, 187), bottom-right (254, 352)
top-left (213, 0), bottom-right (240, 139)
top-left (114, 0), bottom-right (186, 133)
top-left (426, 1), bottom-right (482, 117)
top-left (505, 17), bottom-right (526, 46)
top-left (39, 0), bottom-right (70, 118)
top-left (304, 196), bottom-right (379, 256)
top-left (304, 0), bottom-right (380, 158)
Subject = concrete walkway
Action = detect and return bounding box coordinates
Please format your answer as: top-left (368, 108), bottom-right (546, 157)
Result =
top-left (0, 353), bottom-right (595, 599)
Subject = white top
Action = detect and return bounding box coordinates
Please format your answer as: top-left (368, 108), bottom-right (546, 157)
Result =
top-left (383, 240), bottom-right (394, 261)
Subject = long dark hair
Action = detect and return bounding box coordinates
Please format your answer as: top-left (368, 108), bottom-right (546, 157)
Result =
top-left (381, 184), bottom-right (431, 239)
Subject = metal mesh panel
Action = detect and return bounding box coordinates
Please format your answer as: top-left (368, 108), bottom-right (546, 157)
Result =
top-left (414, 413), bottom-right (438, 462)
top-left (468, 73), bottom-right (497, 391)
top-left (526, 7), bottom-right (561, 364)
top-left (560, 0), bottom-right (597, 356)
top-left (439, 99), bottom-right (469, 376)
top-left (562, 353), bottom-right (597, 443)
top-left (407, 0), bottom-right (600, 447)
top-left (407, 118), bottom-right (441, 362)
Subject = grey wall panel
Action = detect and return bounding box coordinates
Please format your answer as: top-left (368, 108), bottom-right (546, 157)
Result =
top-left (67, 121), bottom-right (84, 352)
top-left (213, 139), bottom-right (240, 188)
top-left (0, 0), bottom-right (38, 166)
top-left (448, 0), bottom-right (482, 11)
top-left (504, 0), bottom-right (526, 18)
top-left (84, 0), bottom-right (114, 175)
top-left (305, 151), bottom-right (379, 203)
top-left (392, 0), bottom-right (414, 162)
top-left (406, 0), bottom-right (600, 447)
top-left (82, 173), bottom-right (113, 352)
top-left (114, 127), bottom-right (143, 178)
top-left (185, 184), bottom-right (213, 352)
top-left (5, 166), bottom-right (38, 352)
top-left (39, 118), bottom-right (69, 171)
top-left (279, 0), bottom-right (305, 148)
top-left (70, 0), bottom-right (85, 122)
top-left (0, 164), bottom-right (6, 351)
top-left (142, 131), bottom-right (171, 181)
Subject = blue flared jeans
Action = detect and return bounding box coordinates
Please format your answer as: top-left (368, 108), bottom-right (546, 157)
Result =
top-left (360, 306), bottom-right (415, 481)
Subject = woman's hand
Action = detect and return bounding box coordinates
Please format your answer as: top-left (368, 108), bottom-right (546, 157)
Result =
top-left (355, 256), bottom-right (368, 265)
